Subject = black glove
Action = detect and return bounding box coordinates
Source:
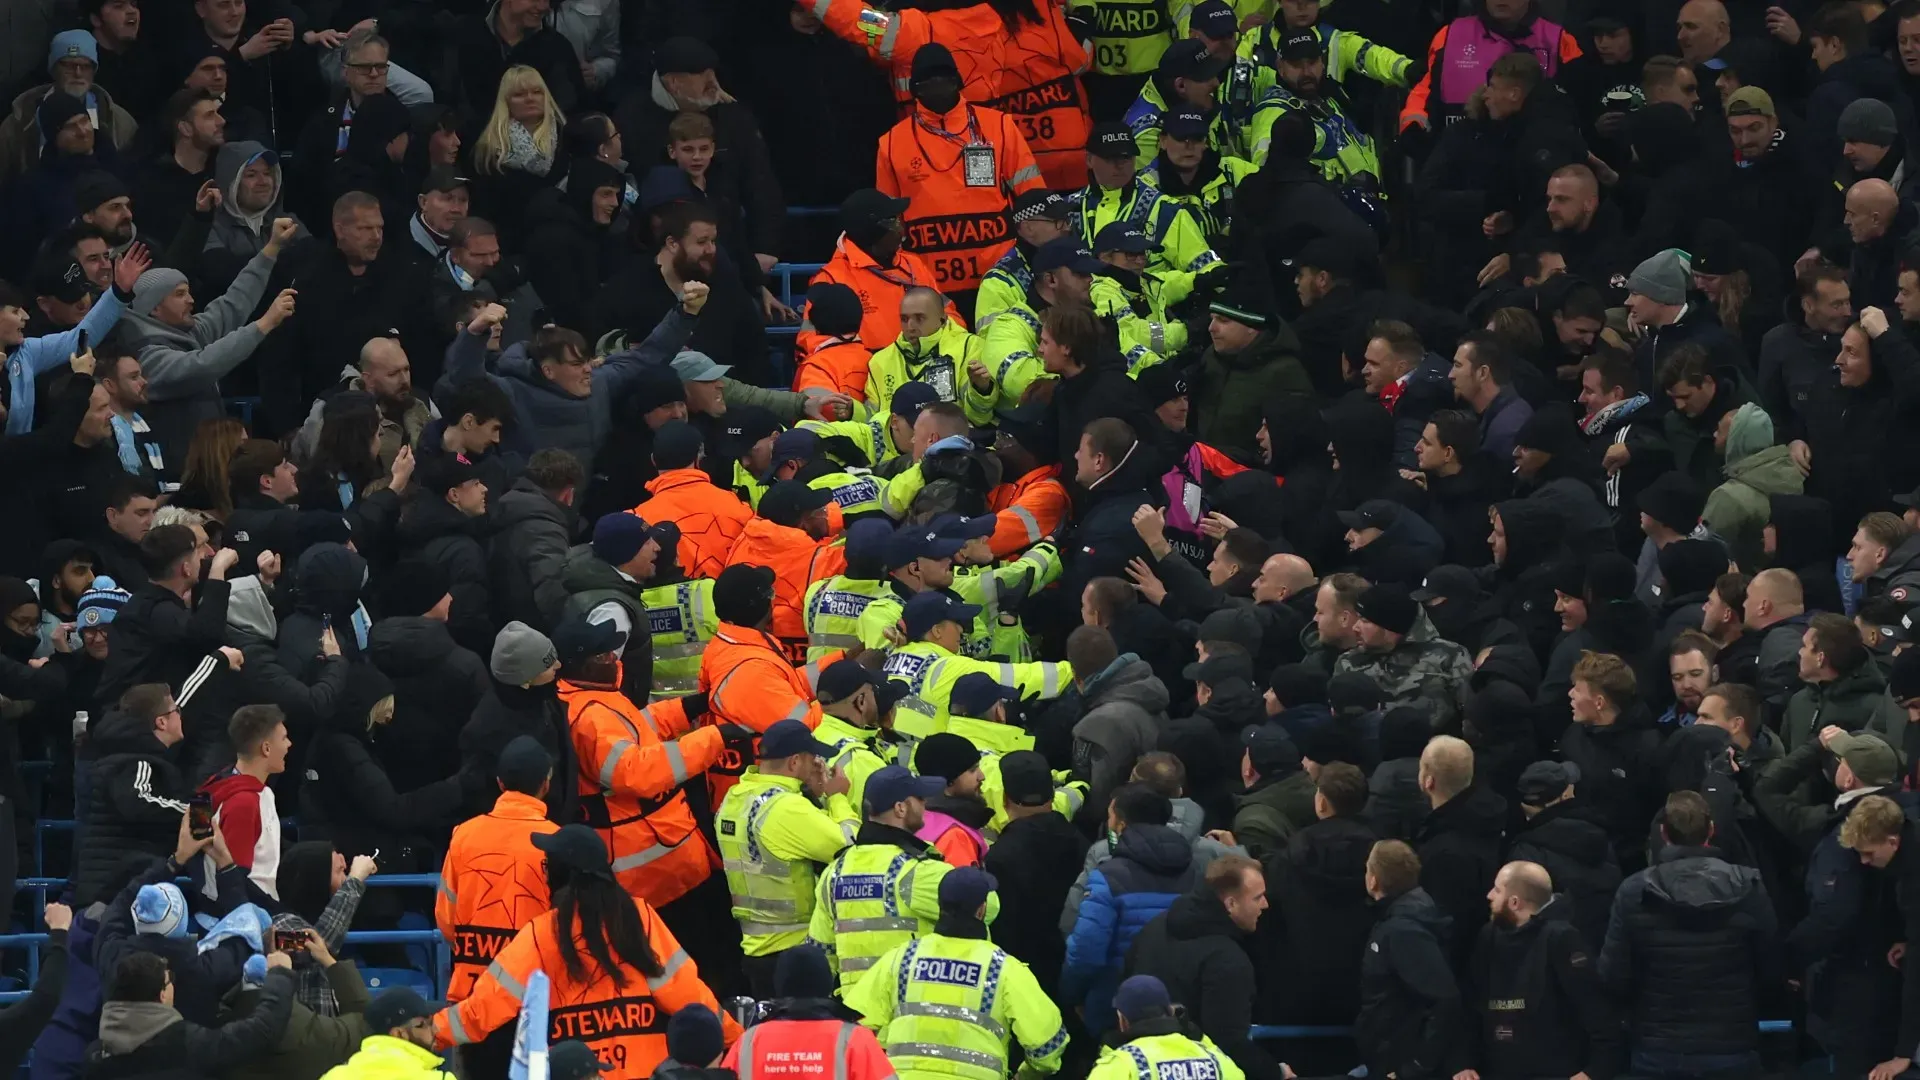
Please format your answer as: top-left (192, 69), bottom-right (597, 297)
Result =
top-left (994, 568), bottom-right (1037, 619)
top-left (679, 692), bottom-right (710, 723)
top-left (716, 724), bottom-right (760, 754)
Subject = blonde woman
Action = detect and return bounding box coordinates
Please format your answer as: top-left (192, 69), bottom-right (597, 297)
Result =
top-left (471, 65), bottom-right (568, 248)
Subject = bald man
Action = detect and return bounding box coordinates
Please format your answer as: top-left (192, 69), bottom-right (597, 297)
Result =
top-left (1745, 567), bottom-right (1811, 715)
top-left (1461, 861), bottom-right (1616, 1080)
top-left (1676, 0), bottom-right (1731, 63)
top-left (1416, 735), bottom-right (1505, 965)
top-left (1844, 179), bottom-right (1910, 313)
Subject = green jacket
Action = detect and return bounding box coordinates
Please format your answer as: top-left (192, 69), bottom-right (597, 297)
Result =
top-left (1192, 322), bottom-right (1313, 457)
top-left (1781, 661), bottom-right (1907, 753)
top-left (222, 960), bottom-right (371, 1080)
top-left (1231, 769), bottom-right (1317, 861)
top-left (1752, 736), bottom-right (1882, 854)
top-left (1703, 444), bottom-right (1802, 574)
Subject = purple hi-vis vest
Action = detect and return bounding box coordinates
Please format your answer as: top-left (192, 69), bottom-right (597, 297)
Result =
top-left (1436, 14), bottom-right (1567, 109)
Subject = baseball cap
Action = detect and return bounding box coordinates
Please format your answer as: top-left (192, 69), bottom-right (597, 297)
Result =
top-left (1725, 86), bottom-right (1776, 119)
top-left (863, 764), bottom-right (946, 814)
top-left (999, 750), bottom-right (1054, 806)
top-left (1278, 27), bottom-right (1323, 60)
top-left (938, 866), bottom-right (997, 910)
top-left (759, 480), bottom-right (833, 526)
top-left (885, 522), bottom-right (966, 570)
top-left (1090, 121), bottom-right (1138, 160)
top-left (422, 166), bottom-right (471, 195)
top-left (1410, 564), bottom-right (1481, 604)
top-left (1830, 730), bottom-right (1902, 787)
top-left (531, 823), bottom-right (616, 879)
top-left (549, 1041), bottom-right (611, 1080)
top-left (495, 735), bottom-right (553, 790)
top-left (1158, 38), bottom-right (1228, 81)
top-left (1267, 663), bottom-right (1328, 707)
top-left (671, 350), bottom-right (732, 383)
top-left (1516, 761), bottom-right (1580, 806)
top-left (32, 248), bottom-right (89, 303)
top-left (551, 615), bottom-right (627, 666)
top-left (759, 718), bottom-right (837, 759)
top-left (949, 672), bottom-right (1019, 718)
top-left (656, 37), bottom-right (718, 74)
top-left (841, 188), bottom-right (912, 233)
top-left (1033, 237), bottom-right (1102, 275)
top-left (1163, 108), bottom-right (1210, 141)
top-left (1183, 651), bottom-right (1253, 685)
top-left (763, 428), bottom-right (820, 482)
top-left (652, 420), bottom-right (704, 469)
top-left (1093, 221), bottom-right (1154, 255)
top-left (1287, 235), bottom-right (1358, 278)
top-left (1134, 363), bottom-right (1188, 406)
top-left (1241, 723), bottom-right (1301, 774)
top-left (1114, 975), bottom-right (1173, 1022)
top-left (1896, 484), bottom-right (1920, 510)
top-left (816, 659), bottom-right (879, 705)
top-left (1189, 0), bottom-right (1238, 40)
top-left (902, 591), bottom-right (981, 640)
top-left (1337, 499), bottom-right (1400, 532)
top-left (1012, 189), bottom-right (1071, 225)
top-left (725, 405), bottom-right (785, 448)
top-left (930, 512), bottom-right (996, 542)
top-left (890, 380), bottom-right (941, 422)
top-left (364, 987), bottom-right (446, 1034)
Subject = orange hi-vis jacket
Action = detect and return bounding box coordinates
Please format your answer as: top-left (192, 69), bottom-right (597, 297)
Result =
top-left (725, 520), bottom-right (849, 650)
top-left (792, 336), bottom-right (875, 400)
top-left (986, 464), bottom-right (1070, 560)
top-left (431, 896), bottom-right (741, 1078)
top-left (435, 790), bottom-right (556, 1003)
top-left (877, 100), bottom-right (1046, 297)
top-left (796, 238), bottom-right (963, 356)
top-left (697, 622), bottom-right (843, 806)
top-left (561, 681), bottom-right (724, 908)
top-left (635, 470), bottom-right (754, 581)
top-left (809, 0), bottom-right (1092, 190)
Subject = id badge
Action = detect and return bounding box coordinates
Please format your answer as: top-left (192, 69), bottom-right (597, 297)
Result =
top-left (1182, 481), bottom-right (1202, 523)
top-left (962, 144), bottom-right (995, 188)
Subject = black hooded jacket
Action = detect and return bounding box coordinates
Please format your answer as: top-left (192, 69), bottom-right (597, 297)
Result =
top-left (1264, 397), bottom-right (1337, 566)
top-left (365, 616), bottom-right (490, 794)
top-left (395, 494), bottom-right (494, 656)
top-left (1463, 895), bottom-right (1621, 1079)
top-left (460, 680), bottom-right (579, 826)
top-left (1414, 785), bottom-right (1508, 966)
top-left (1355, 887), bottom-right (1463, 1080)
top-left (1127, 890), bottom-right (1289, 1080)
top-left (1422, 456), bottom-right (1504, 568)
top-left (1558, 704), bottom-right (1663, 870)
top-left (1768, 494), bottom-right (1845, 613)
top-left (1478, 498), bottom-right (1568, 662)
top-left (1255, 814), bottom-right (1378, 1025)
top-left (525, 158), bottom-right (622, 335)
top-left (1508, 800), bottom-right (1623, 951)
top-left (275, 544), bottom-right (367, 686)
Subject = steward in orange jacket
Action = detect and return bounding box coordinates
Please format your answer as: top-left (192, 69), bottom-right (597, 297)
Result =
top-left (634, 450), bottom-right (754, 581)
top-left (724, 482), bottom-right (847, 654)
top-left (805, 0), bottom-right (1091, 189)
top-left (696, 566), bottom-right (846, 808)
top-left (792, 283), bottom-right (875, 400)
top-left (557, 631), bottom-right (729, 910)
top-left (796, 194), bottom-right (964, 356)
top-left (877, 45), bottom-right (1045, 303)
top-left (436, 737), bottom-right (558, 1003)
top-left (433, 824), bottom-right (740, 1079)
top-left (985, 410), bottom-right (1069, 559)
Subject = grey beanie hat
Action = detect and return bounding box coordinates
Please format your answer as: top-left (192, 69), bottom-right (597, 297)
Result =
top-left (1626, 249), bottom-right (1689, 305)
top-left (130, 268), bottom-right (189, 316)
top-left (490, 620), bottom-right (558, 685)
top-left (1839, 97), bottom-right (1899, 147)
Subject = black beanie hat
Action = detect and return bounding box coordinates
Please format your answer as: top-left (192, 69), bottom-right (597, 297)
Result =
top-left (1637, 473), bottom-right (1706, 533)
top-left (37, 93), bottom-right (88, 152)
top-left (1658, 538), bottom-right (1726, 598)
top-left (1514, 402), bottom-right (1578, 457)
top-left (805, 283), bottom-right (864, 337)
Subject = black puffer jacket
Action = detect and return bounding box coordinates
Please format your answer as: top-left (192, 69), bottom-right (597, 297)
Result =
top-left (1254, 814), bottom-right (1377, 1025)
top-left (1507, 800), bottom-right (1623, 951)
top-left (486, 478), bottom-right (575, 633)
top-left (298, 664), bottom-right (474, 874)
top-left (394, 495), bottom-right (494, 656)
top-left (1127, 890), bottom-right (1288, 1080)
top-left (1559, 705), bottom-right (1663, 871)
top-left (1355, 887), bottom-right (1463, 1080)
top-left (75, 709), bottom-right (191, 906)
top-left (1597, 844), bottom-right (1778, 1058)
top-left (1414, 784), bottom-right (1508, 966)
top-left (365, 616), bottom-right (489, 793)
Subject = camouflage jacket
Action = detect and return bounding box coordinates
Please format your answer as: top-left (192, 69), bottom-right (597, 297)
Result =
top-left (1330, 612), bottom-right (1473, 730)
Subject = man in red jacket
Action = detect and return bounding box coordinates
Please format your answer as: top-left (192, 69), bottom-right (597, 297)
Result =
top-left (199, 703), bottom-right (291, 899)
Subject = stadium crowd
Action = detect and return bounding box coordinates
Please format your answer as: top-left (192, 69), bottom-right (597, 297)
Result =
top-left (4, 0), bottom-right (1920, 1077)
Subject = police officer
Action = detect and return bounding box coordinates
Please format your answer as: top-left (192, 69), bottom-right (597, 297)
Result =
top-left (1092, 221), bottom-right (1182, 367)
top-left (946, 673), bottom-right (1087, 836)
top-left (861, 516), bottom-right (1052, 659)
top-left (800, 382), bottom-right (938, 479)
top-left (715, 717), bottom-right (857, 997)
top-left (763, 428), bottom-right (888, 522)
top-left (1125, 39), bottom-right (1230, 168)
top-left (812, 658), bottom-right (908, 809)
top-left (1140, 109), bottom-right (1260, 243)
top-left (1246, 28), bottom-right (1381, 185)
top-left (639, 530), bottom-right (718, 701)
top-left (1073, 124), bottom-right (1221, 310)
top-left (805, 520), bottom-right (896, 661)
top-left (882, 591), bottom-right (1073, 740)
top-left (724, 406), bottom-right (786, 509)
top-left (982, 238), bottom-right (1100, 412)
top-left (1086, 976), bottom-right (1246, 1080)
top-left (844, 867), bottom-right (1069, 1079)
top-left (810, 764), bottom-right (965, 991)
top-left (562, 511), bottom-right (666, 701)
top-left (977, 192), bottom-right (1078, 334)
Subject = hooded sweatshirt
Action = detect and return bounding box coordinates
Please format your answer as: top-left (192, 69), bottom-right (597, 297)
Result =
top-left (1702, 403), bottom-right (1801, 573)
top-left (1070, 654), bottom-right (1170, 814)
top-left (199, 767), bottom-right (279, 899)
top-left (205, 141), bottom-right (306, 263)
top-left (120, 243), bottom-right (277, 462)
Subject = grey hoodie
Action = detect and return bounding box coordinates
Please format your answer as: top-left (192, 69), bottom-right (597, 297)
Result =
top-left (96, 1001), bottom-right (182, 1056)
top-left (121, 244), bottom-right (278, 461)
top-left (1071, 654), bottom-right (1170, 816)
top-left (205, 140), bottom-right (307, 263)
